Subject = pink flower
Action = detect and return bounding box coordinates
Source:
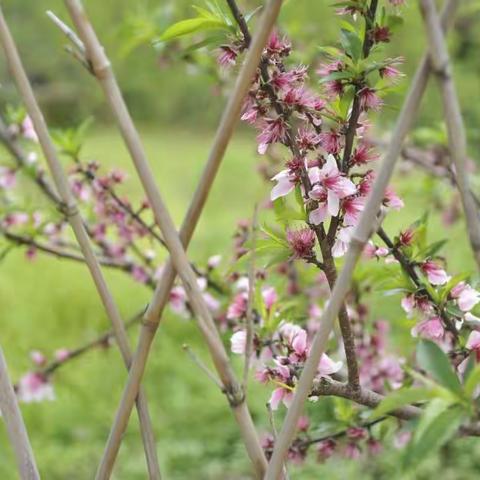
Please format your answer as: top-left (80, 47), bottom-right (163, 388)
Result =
top-left (318, 130), bottom-right (342, 154)
top-left (169, 286), bottom-right (188, 317)
top-left (309, 156), bottom-right (356, 225)
top-left (270, 169), bottom-right (296, 201)
top-left (451, 282), bottom-right (480, 312)
top-left (17, 372), bottom-right (55, 403)
top-left (411, 316), bottom-right (445, 341)
top-left (227, 292), bottom-right (248, 320)
top-left (421, 260), bottom-right (450, 286)
top-left (401, 294), bottom-right (416, 317)
top-left (269, 387), bottom-right (294, 410)
top-left (266, 31), bottom-right (291, 57)
top-left (131, 265), bottom-right (149, 284)
top-left (257, 117), bottom-right (287, 154)
top-left (345, 442), bottom-right (362, 459)
top-left (318, 353), bottom-right (343, 376)
top-left (317, 439), bottom-right (336, 460)
top-left (342, 196), bottom-right (365, 226)
top-left (332, 226), bottom-right (355, 258)
top-left (262, 286), bottom-right (278, 310)
top-left (351, 143), bottom-right (379, 165)
top-left (55, 349), bottom-right (70, 362)
top-left (383, 187), bottom-right (404, 210)
top-left (287, 228), bottom-right (316, 258)
top-left (297, 415), bottom-right (310, 432)
top-left (21, 115), bottom-right (38, 142)
top-left (359, 87), bottom-right (383, 111)
top-left (30, 350), bottom-right (46, 366)
top-left (207, 254), bottom-right (222, 269)
top-left (217, 45), bottom-right (237, 67)
top-left (0, 167), bottom-right (16, 189)
top-left (230, 330), bottom-right (247, 355)
top-left (466, 330), bottom-right (480, 351)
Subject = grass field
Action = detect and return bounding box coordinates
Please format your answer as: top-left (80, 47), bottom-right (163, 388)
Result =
top-left (0, 126), bottom-right (478, 479)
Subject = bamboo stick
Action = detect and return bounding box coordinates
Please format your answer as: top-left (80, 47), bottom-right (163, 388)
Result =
top-left (63, 0), bottom-right (282, 477)
top-left (264, 1), bottom-right (459, 477)
top-left (0, 347), bottom-right (40, 480)
top-left (419, 0), bottom-right (480, 270)
top-left (0, 8), bottom-right (161, 479)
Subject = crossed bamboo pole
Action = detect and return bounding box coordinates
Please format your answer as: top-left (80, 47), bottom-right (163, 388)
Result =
top-left (264, 0), bottom-right (480, 476)
top-left (0, 347), bottom-right (40, 480)
top-left (0, 7), bottom-right (162, 479)
top-left (61, 0), bottom-right (283, 478)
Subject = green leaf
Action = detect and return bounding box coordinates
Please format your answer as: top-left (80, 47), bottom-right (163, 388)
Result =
top-left (371, 387), bottom-right (433, 419)
top-left (340, 29), bottom-right (363, 63)
top-left (464, 363), bottom-right (480, 399)
top-left (403, 401), bottom-right (464, 470)
top-left (416, 340), bottom-right (463, 395)
top-left (159, 17), bottom-right (229, 42)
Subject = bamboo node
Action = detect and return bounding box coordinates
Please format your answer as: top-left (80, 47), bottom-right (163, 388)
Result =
top-left (58, 201), bottom-right (79, 218)
top-left (225, 384), bottom-right (246, 408)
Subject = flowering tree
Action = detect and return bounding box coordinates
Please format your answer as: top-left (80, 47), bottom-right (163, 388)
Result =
top-left (1, 0), bottom-right (480, 478)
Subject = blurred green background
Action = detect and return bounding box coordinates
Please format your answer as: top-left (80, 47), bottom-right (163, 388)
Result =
top-left (1, 0), bottom-right (480, 478)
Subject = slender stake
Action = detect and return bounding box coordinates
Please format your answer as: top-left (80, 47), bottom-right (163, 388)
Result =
top-left (63, 0), bottom-right (282, 477)
top-left (0, 347), bottom-right (40, 480)
top-left (264, 2), bottom-right (459, 477)
top-left (419, 0), bottom-right (480, 271)
top-left (0, 8), bottom-right (161, 479)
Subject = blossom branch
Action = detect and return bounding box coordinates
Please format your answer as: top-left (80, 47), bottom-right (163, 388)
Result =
top-left (0, 347), bottom-right (40, 480)
top-left (0, 8), bottom-right (161, 478)
top-left (265, 1), bottom-right (461, 476)
top-left (226, 0), bottom-right (361, 390)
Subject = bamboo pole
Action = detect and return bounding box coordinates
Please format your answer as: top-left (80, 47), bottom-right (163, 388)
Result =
top-left (264, 1), bottom-right (459, 477)
top-left (0, 8), bottom-right (161, 479)
top-left (419, 0), bottom-right (480, 270)
top-left (0, 347), bottom-right (40, 480)
top-left (63, 0), bottom-right (282, 477)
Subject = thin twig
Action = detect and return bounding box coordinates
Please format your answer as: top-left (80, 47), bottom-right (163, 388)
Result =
top-left (243, 204), bottom-right (258, 389)
top-left (63, 1), bottom-right (282, 477)
top-left (420, 0), bottom-right (480, 271)
top-left (0, 347), bottom-right (40, 480)
top-left (264, 1), bottom-right (460, 476)
top-left (183, 344), bottom-right (224, 391)
top-left (0, 8), bottom-right (161, 479)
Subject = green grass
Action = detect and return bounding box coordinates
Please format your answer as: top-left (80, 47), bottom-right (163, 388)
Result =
top-left (0, 127), bottom-right (477, 479)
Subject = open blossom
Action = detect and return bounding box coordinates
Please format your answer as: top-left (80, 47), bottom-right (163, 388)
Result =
top-left (309, 156), bottom-right (356, 225)
top-left (17, 372), bottom-right (55, 403)
top-left (342, 196), bottom-right (365, 226)
top-left (351, 143), bottom-right (379, 165)
top-left (55, 348), bottom-right (70, 362)
top-left (411, 316), bottom-right (445, 341)
top-left (450, 282), bottom-right (480, 312)
top-left (421, 260), bottom-right (450, 286)
top-left (383, 187), bottom-right (404, 210)
top-left (318, 353), bottom-right (343, 377)
top-left (257, 117), bottom-right (287, 154)
top-left (466, 331), bottom-right (480, 360)
top-left (269, 386), bottom-right (294, 410)
top-left (359, 88), bottom-right (383, 111)
top-left (227, 292), bottom-right (248, 320)
top-left (30, 350), bottom-right (46, 366)
top-left (217, 45), bottom-right (238, 67)
top-left (21, 115), bottom-right (38, 142)
top-left (333, 226), bottom-right (355, 258)
top-left (287, 228), bottom-right (316, 259)
top-left (270, 168), bottom-right (297, 201)
top-left (0, 166), bottom-right (16, 189)
top-left (230, 330), bottom-right (247, 354)
top-left (318, 130), bottom-right (342, 155)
